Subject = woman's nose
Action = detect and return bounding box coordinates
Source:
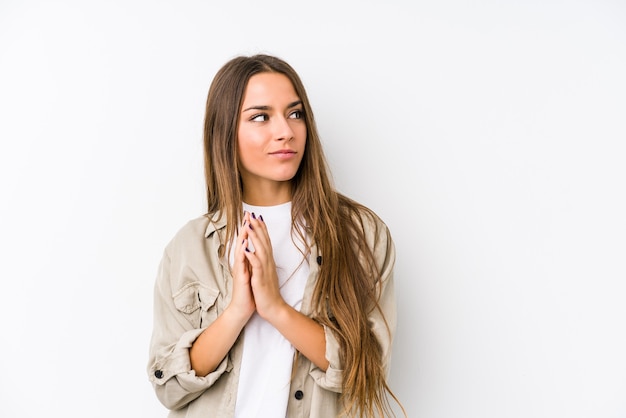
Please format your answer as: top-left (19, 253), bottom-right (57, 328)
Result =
top-left (274, 117), bottom-right (294, 141)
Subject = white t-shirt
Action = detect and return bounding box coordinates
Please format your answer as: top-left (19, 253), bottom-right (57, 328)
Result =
top-left (232, 202), bottom-right (309, 418)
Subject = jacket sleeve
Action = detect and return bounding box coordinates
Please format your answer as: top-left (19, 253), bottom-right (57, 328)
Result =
top-left (370, 222), bottom-right (397, 376)
top-left (308, 324), bottom-right (344, 392)
top-left (309, 216), bottom-right (397, 392)
top-left (147, 249), bottom-right (231, 410)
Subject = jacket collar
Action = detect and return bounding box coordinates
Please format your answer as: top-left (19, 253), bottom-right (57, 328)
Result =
top-left (204, 211), bottom-right (227, 237)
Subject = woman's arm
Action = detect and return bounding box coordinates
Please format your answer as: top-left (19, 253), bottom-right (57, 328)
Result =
top-left (190, 219), bottom-right (256, 376)
top-left (260, 301), bottom-right (329, 371)
top-left (242, 213), bottom-right (329, 371)
top-left (147, 218), bottom-right (254, 410)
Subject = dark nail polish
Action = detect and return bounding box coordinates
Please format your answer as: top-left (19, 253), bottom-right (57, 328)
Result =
top-left (251, 212), bottom-right (256, 219)
top-left (259, 215), bottom-right (264, 222)
top-left (245, 247), bottom-right (250, 252)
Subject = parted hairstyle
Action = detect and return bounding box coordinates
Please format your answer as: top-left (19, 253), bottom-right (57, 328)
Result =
top-left (202, 54), bottom-right (404, 417)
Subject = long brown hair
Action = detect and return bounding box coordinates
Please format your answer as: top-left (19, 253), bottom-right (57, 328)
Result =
top-left (203, 54), bottom-right (404, 417)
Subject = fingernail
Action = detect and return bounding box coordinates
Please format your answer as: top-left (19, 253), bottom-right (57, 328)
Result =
top-left (245, 247), bottom-right (250, 252)
top-left (259, 215), bottom-right (264, 222)
top-left (251, 212), bottom-right (256, 219)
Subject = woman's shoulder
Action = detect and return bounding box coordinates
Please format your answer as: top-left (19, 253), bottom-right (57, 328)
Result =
top-left (165, 212), bottom-right (225, 250)
top-left (339, 194), bottom-right (389, 230)
top-left (338, 195), bottom-right (396, 271)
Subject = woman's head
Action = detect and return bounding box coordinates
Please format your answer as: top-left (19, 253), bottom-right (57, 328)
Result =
top-left (203, 54), bottom-right (327, 213)
top-left (237, 71), bottom-right (306, 204)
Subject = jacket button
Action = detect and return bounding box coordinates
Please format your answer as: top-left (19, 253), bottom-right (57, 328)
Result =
top-left (154, 370), bottom-right (164, 379)
top-left (294, 390), bottom-right (304, 400)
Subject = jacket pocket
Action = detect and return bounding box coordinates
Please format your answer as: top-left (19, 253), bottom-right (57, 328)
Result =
top-left (173, 282), bottom-right (220, 329)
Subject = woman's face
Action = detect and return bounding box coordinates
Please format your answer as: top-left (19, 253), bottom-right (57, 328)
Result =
top-left (237, 72), bottom-right (306, 202)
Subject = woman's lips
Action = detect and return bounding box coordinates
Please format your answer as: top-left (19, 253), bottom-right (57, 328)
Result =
top-left (269, 150), bottom-right (296, 159)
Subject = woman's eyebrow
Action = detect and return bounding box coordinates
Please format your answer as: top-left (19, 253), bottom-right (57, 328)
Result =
top-left (242, 100), bottom-right (302, 113)
top-left (242, 105), bottom-right (270, 112)
top-left (287, 100), bottom-right (303, 109)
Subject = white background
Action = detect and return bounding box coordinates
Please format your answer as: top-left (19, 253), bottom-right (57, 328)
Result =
top-left (1, 1), bottom-right (625, 417)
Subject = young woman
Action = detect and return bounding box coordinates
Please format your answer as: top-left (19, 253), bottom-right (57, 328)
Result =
top-left (148, 54), bottom-right (403, 417)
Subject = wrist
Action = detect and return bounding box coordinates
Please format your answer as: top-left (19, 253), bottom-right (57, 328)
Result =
top-left (258, 300), bottom-right (290, 326)
top-left (222, 304), bottom-right (254, 329)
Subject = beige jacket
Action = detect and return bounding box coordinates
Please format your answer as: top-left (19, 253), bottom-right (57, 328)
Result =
top-left (147, 210), bottom-right (397, 417)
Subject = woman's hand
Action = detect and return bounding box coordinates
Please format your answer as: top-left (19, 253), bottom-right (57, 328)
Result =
top-left (227, 214), bottom-right (256, 322)
top-left (240, 211), bottom-right (329, 371)
top-left (243, 212), bottom-right (288, 321)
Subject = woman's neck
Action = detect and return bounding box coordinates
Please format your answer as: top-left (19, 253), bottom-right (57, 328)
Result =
top-left (242, 181), bottom-right (292, 206)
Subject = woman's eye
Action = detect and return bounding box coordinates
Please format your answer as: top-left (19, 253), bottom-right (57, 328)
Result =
top-left (289, 109), bottom-right (303, 119)
top-left (251, 114), bottom-right (268, 122)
